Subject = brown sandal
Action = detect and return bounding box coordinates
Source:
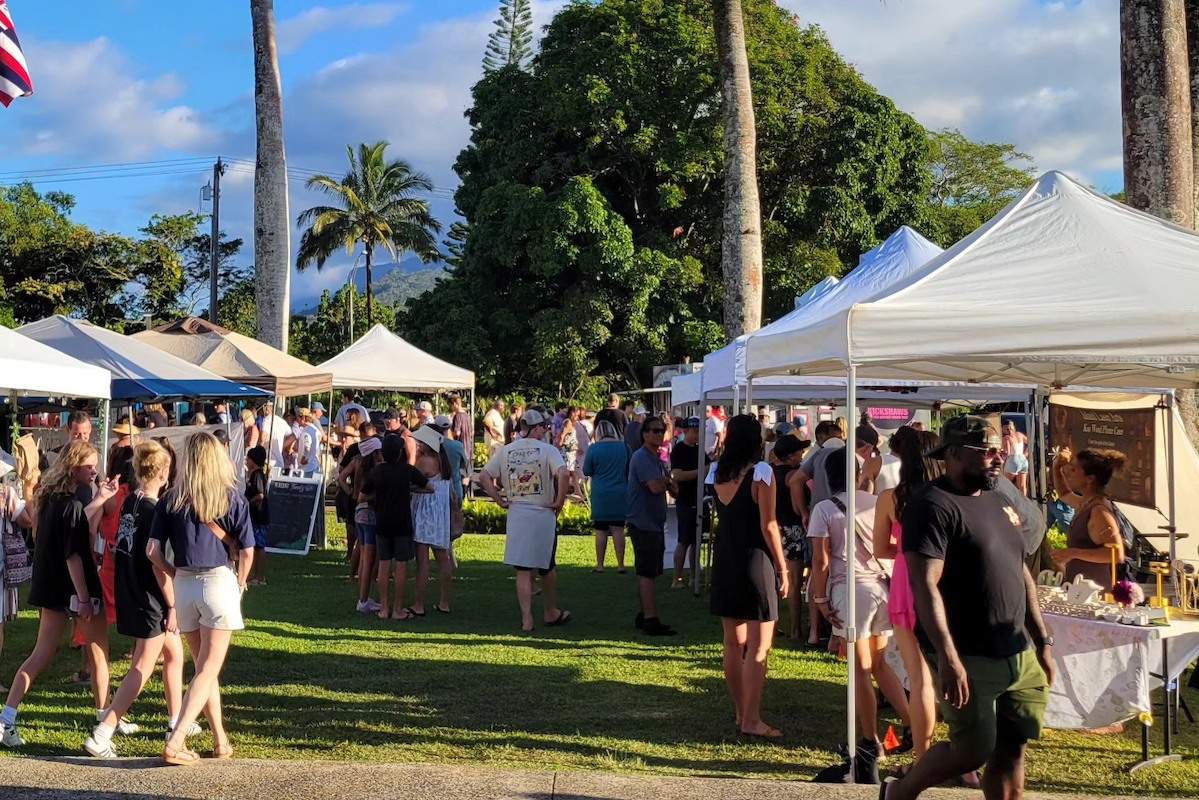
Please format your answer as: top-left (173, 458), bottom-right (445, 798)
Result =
top-left (162, 744), bottom-right (200, 766)
top-left (212, 742), bottom-right (234, 759)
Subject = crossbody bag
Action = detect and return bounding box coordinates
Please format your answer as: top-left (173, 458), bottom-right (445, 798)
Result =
top-left (829, 496), bottom-right (890, 586)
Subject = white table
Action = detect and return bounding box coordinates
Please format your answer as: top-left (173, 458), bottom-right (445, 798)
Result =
top-left (1043, 612), bottom-right (1199, 772)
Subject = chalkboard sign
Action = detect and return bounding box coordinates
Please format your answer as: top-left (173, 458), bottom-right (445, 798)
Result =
top-left (265, 475), bottom-right (322, 555)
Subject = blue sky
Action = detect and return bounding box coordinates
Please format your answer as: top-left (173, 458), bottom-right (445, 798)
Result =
top-left (0, 0), bottom-right (1123, 310)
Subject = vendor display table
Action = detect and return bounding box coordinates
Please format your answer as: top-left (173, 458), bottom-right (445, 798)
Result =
top-left (1043, 613), bottom-right (1199, 772)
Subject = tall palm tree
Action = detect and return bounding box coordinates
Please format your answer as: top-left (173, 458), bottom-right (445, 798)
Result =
top-left (251, 0), bottom-right (291, 350)
top-left (715, 0), bottom-right (763, 340)
top-left (295, 142), bottom-right (442, 326)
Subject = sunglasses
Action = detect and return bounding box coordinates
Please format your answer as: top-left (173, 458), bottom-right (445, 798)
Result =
top-left (644, 427), bottom-right (667, 435)
top-left (960, 444), bottom-right (1002, 457)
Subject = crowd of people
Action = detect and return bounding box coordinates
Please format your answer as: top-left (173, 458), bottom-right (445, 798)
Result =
top-left (0, 388), bottom-right (1139, 799)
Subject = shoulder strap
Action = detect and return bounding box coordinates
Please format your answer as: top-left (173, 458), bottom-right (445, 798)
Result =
top-left (830, 495), bottom-right (888, 571)
top-left (205, 519), bottom-right (238, 550)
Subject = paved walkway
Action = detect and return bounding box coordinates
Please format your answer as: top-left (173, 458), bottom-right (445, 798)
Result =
top-left (0, 758), bottom-right (1168, 800)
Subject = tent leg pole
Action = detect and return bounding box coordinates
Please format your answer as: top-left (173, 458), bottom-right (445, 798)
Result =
top-left (1025, 392), bottom-right (1036, 500)
top-left (695, 394), bottom-right (707, 597)
top-left (98, 399), bottom-right (111, 477)
top-left (745, 380), bottom-right (753, 420)
top-left (1167, 393), bottom-right (1178, 596)
top-left (845, 364), bottom-right (858, 784)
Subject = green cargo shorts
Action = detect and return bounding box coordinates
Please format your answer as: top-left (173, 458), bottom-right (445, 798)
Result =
top-left (927, 648), bottom-right (1049, 766)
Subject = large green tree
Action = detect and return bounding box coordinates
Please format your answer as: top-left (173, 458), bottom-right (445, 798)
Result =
top-left (482, 0), bottom-right (534, 72)
top-left (0, 183), bottom-right (177, 327)
top-left (290, 284), bottom-right (398, 365)
top-left (296, 141), bottom-right (442, 326)
top-left (130, 212), bottom-right (248, 322)
top-left (405, 0), bottom-right (929, 395)
top-left (922, 128), bottom-right (1036, 246)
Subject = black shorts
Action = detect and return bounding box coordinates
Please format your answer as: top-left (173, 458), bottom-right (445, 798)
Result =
top-left (675, 503), bottom-right (698, 546)
top-left (117, 605), bottom-right (165, 640)
top-left (515, 537), bottom-right (558, 576)
top-left (628, 524), bottom-right (665, 579)
top-left (377, 535), bottom-right (415, 563)
top-left (593, 520), bottom-right (624, 530)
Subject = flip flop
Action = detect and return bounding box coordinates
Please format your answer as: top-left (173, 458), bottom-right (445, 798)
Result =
top-left (392, 608), bottom-right (418, 621)
top-left (433, 604), bottom-right (451, 614)
top-left (545, 610), bottom-right (573, 627)
top-left (409, 608), bottom-right (426, 617)
top-left (212, 743), bottom-right (234, 759)
top-left (162, 744), bottom-right (200, 766)
top-left (591, 568), bottom-right (605, 573)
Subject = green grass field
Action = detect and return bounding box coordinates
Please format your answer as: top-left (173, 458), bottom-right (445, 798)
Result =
top-left (0, 514), bottom-right (1196, 796)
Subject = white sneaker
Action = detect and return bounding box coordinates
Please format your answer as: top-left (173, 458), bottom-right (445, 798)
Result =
top-left (1, 722), bottom-right (24, 748)
top-left (356, 599), bottom-right (381, 613)
top-left (114, 717), bottom-right (140, 736)
top-left (167, 721), bottom-right (202, 738)
top-left (83, 733), bottom-right (117, 759)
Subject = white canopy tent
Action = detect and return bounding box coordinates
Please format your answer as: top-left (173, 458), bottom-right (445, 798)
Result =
top-left (795, 275), bottom-right (840, 309)
top-left (702, 226), bottom-right (942, 403)
top-left (742, 171), bottom-right (1199, 781)
top-left (317, 324), bottom-right (475, 394)
top-left (0, 327), bottom-right (110, 399)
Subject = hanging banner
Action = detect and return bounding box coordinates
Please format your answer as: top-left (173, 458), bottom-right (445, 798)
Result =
top-left (1048, 402), bottom-right (1155, 508)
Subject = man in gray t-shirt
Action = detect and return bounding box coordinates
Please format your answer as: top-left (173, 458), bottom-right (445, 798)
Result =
top-left (625, 420), bottom-right (677, 636)
top-left (796, 420), bottom-right (845, 524)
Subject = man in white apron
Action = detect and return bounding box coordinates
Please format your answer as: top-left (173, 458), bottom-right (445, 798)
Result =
top-left (479, 409), bottom-right (572, 632)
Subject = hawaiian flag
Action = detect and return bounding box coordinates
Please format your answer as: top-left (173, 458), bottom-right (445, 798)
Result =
top-left (0, 1), bottom-right (33, 108)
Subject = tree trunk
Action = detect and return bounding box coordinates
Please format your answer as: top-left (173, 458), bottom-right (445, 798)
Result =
top-left (1121, 0), bottom-right (1194, 227)
top-left (251, 0), bottom-right (291, 351)
top-left (714, 0), bottom-right (763, 340)
top-left (364, 243), bottom-right (375, 327)
top-left (1123, 0), bottom-right (1199, 445)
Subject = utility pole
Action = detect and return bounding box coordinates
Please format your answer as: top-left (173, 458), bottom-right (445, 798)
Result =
top-left (209, 157), bottom-right (225, 324)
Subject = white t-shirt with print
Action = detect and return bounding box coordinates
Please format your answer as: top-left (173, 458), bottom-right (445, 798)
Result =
top-left (483, 438), bottom-right (567, 509)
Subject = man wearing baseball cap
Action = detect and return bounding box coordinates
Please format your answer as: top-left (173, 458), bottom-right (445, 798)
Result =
top-left (884, 416), bottom-right (1053, 800)
top-left (415, 401), bottom-right (434, 427)
top-left (479, 409), bottom-right (572, 632)
top-left (429, 414), bottom-right (469, 510)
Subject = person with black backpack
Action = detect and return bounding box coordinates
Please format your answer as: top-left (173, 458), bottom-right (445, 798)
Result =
top-left (1050, 448), bottom-right (1127, 586)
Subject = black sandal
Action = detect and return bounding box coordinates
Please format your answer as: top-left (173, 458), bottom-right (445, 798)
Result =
top-left (545, 610), bottom-right (573, 627)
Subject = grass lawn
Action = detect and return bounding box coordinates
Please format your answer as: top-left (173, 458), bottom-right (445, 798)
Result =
top-left (0, 512), bottom-right (1196, 796)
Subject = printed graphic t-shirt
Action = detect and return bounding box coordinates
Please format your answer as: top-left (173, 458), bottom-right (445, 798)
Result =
top-left (484, 438), bottom-right (566, 509)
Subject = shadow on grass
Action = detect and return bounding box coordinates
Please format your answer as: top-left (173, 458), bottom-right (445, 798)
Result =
top-left (211, 643), bottom-right (846, 776)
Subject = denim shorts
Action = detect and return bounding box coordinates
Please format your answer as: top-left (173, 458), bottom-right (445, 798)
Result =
top-left (357, 521), bottom-right (377, 547)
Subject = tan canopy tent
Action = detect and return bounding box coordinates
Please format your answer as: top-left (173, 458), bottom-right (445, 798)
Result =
top-left (132, 317), bottom-right (332, 397)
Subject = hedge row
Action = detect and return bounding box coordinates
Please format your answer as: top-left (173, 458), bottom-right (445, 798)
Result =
top-left (462, 499), bottom-right (595, 537)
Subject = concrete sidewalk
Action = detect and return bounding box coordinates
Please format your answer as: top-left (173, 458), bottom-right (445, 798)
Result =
top-left (0, 758), bottom-right (1168, 800)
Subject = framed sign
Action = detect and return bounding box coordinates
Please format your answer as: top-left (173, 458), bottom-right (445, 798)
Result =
top-left (264, 475), bottom-right (322, 555)
top-left (1048, 402), bottom-right (1155, 508)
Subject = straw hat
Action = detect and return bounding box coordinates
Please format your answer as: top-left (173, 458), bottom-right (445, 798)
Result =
top-left (112, 421), bottom-right (140, 436)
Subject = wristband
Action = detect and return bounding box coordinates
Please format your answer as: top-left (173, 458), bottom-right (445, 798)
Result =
top-left (813, 596), bottom-right (829, 604)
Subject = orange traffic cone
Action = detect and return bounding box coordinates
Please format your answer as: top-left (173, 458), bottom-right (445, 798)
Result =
top-left (883, 725), bottom-right (901, 752)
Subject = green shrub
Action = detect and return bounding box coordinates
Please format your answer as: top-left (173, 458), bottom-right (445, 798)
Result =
top-left (462, 498), bottom-right (594, 536)
top-left (473, 442), bottom-right (490, 470)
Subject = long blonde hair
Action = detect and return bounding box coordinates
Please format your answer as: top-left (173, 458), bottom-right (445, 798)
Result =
top-left (36, 440), bottom-right (97, 511)
top-left (168, 432), bottom-right (235, 522)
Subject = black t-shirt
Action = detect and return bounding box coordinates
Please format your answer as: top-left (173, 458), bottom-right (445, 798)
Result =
top-left (362, 462), bottom-right (428, 538)
top-left (902, 476), bottom-right (1030, 659)
top-left (245, 470), bottom-right (269, 527)
top-left (114, 493), bottom-right (167, 638)
top-left (773, 464), bottom-right (803, 527)
top-left (28, 492), bottom-right (100, 611)
top-left (670, 442), bottom-right (702, 505)
top-left (594, 408), bottom-right (628, 437)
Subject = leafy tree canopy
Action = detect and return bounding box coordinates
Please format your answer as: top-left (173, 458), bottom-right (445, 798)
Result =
top-left (482, 0), bottom-right (534, 73)
top-left (405, 0), bottom-right (930, 395)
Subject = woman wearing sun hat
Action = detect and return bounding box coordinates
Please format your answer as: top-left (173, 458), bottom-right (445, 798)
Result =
top-left (410, 426), bottom-right (454, 615)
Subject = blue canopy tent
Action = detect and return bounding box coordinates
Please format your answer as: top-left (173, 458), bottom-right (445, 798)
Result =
top-left (18, 316), bottom-right (269, 474)
top-left (18, 316), bottom-right (269, 402)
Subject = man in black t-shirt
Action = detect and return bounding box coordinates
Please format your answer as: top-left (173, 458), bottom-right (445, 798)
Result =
top-left (886, 416), bottom-right (1054, 800)
top-left (594, 394), bottom-right (628, 438)
top-left (669, 417), bottom-right (704, 588)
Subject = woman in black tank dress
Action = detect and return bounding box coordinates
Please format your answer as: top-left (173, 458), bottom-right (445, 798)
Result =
top-left (709, 414), bottom-right (790, 740)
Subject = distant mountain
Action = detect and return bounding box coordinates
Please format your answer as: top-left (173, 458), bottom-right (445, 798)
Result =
top-left (292, 254), bottom-right (447, 316)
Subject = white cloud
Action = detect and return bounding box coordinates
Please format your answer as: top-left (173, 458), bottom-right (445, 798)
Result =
top-left (275, 3), bottom-right (410, 56)
top-left (778, 0), bottom-right (1121, 183)
top-left (9, 36), bottom-right (221, 160)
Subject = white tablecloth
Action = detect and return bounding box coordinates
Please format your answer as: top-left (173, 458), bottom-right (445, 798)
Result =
top-left (1043, 613), bottom-right (1199, 729)
top-left (881, 614), bottom-right (1199, 730)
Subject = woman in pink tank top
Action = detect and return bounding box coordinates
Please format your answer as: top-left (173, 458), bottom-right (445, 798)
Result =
top-left (872, 429), bottom-right (978, 787)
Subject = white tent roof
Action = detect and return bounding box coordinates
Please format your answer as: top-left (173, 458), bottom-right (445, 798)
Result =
top-left (702, 226), bottom-right (942, 396)
top-left (794, 275), bottom-right (839, 309)
top-left (19, 316), bottom-right (267, 401)
top-left (0, 326), bottom-right (110, 399)
top-left (746, 172), bottom-right (1199, 388)
top-left (318, 324), bottom-right (474, 393)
